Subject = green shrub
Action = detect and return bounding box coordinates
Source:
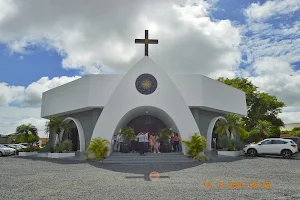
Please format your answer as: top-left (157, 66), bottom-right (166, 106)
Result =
top-left (193, 155), bottom-right (207, 161)
top-left (182, 132), bottom-right (206, 158)
top-left (86, 137), bottom-right (110, 161)
top-left (54, 141), bottom-right (63, 153)
top-left (228, 140), bottom-right (235, 151)
top-left (119, 127), bottom-right (135, 143)
top-left (159, 128), bottom-right (173, 142)
top-left (62, 140), bottom-right (72, 152)
top-left (20, 146), bottom-right (40, 152)
top-left (218, 135), bottom-right (230, 150)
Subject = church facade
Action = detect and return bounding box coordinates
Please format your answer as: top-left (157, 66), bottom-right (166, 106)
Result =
top-left (41, 31), bottom-right (247, 155)
top-left (41, 57), bottom-right (247, 155)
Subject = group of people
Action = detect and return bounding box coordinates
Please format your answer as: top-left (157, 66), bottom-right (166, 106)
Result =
top-left (112, 131), bottom-right (181, 155)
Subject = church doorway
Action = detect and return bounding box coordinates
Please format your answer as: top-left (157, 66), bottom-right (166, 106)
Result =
top-left (127, 115), bottom-right (166, 136)
top-left (62, 121), bottom-right (80, 151)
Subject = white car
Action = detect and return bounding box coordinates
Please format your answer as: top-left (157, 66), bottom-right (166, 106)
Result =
top-left (0, 144), bottom-right (16, 156)
top-left (243, 138), bottom-right (298, 158)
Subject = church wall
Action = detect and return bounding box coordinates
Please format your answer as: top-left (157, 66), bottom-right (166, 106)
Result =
top-left (171, 75), bottom-right (247, 116)
top-left (191, 108), bottom-right (225, 145)
top-left (41, 75), bottom-right (122, 118)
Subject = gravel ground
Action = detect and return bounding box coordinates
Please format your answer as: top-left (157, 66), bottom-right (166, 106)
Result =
top-left (1, 155), bottom-right (300, 200)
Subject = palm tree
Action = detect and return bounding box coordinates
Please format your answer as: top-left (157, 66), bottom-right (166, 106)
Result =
top-left (15, 124), bottom-right (38, 146)
top-left (250, 120), bottom-right (272, 140)
top-left (215, 113), bottom-right (247, 148)
top-left (45, 116), bottom-right (70, 152)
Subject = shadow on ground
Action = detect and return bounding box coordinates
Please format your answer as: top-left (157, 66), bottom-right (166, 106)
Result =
top-left (14, 153), bottom-right (257, 175)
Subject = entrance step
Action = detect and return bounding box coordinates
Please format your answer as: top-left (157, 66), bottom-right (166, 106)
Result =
top-left (103, 152), bottom-right (196, 164)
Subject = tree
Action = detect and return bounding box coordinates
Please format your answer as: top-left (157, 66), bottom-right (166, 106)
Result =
top-left (217, 77), bottom-right (285, 136)
top-left (249, 120), bottom-right (273, 142)
top-left (292, 127), bottom-right (300, 132)
top-left (15, 124), bottom-right (38, 146)
top-left (215, 113), bottom-right (248, 149)
top-left (45, 116), bottom-right (70, 153)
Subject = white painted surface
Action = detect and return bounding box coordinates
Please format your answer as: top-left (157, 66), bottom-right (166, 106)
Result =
top-left (18, 152), bottom-right (38, 156)
top-left (48, 152), bottom-right (75, 158)
top-left (218, 151), bottom-right (242, 157)
top-left (41, 58), bottom-right (247, 118)
top-left (91, 57), bottom-right (200, 155)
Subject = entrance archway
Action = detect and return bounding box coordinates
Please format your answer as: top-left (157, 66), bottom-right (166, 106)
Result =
top-left (62, 121), bottom-right (80, 151)
top-left (59, 117), bottom-right (85, 152)
top-left (206, 116), bottom-right (227, 151)
top-left (112, 106), bottom-right (181, 153)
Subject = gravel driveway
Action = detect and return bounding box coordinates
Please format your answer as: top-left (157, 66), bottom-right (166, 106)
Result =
top-left (1, 155), bottom-right (300, 200)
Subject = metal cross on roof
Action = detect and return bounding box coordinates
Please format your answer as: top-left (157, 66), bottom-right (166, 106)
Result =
top-left (135, 30), bottom-right (158, 56)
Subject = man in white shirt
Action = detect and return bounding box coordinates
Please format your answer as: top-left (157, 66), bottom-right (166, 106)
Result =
top-left (137, 133), bottom-right (146, 155)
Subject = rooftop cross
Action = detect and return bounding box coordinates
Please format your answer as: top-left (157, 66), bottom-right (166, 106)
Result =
top-left (135, 30), bottom-right (158, 56)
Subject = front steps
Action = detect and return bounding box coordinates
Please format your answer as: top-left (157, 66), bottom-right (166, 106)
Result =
top-left (103, 152), bottom-right (196, 164)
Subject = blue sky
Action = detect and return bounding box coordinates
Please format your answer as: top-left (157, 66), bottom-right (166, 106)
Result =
top-left (0, 0), bottom-right (299, 135)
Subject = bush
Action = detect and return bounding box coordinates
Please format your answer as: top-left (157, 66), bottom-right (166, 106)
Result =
top-left (86, 137), bottom-right (110, 161)
top-left (54, 141), bottom-right (63, 153)
top-left (193, 155), bottom-right (207, 161)
top-left (228, 140), bottom-right (235, 151)
top-left (159, 128), bottom-right (173, 142)
top-left (20, 146), bottom-right (40, 152)
top-left (182, 132), bottom-right (206, 158)
top-left (119, 127), bottom-right (135, 143)
top-left (62, 140), bottom-right (73, 152)
top-left (218, 135), bottom-right (230, 150)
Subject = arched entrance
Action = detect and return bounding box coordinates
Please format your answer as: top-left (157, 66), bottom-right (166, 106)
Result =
top-left (62, 121), bottom-right (80, 151)
top-left (113, 106), bottom-right (182, 153)
top-left (58, 117), bottom-right (85, 152)
top-left (206, 116), bottom-right (227, 151)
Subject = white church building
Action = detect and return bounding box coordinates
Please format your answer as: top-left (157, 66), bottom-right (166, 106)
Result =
top-left (41, 30), bottom-right (247, 155)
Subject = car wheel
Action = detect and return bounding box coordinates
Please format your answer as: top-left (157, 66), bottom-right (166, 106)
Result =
top-left (0, 152), bottom-right (2, 157)
top-left (247, 148), bottom-right (257, 157)
top-left (281, 150), bottom-right (292, 159)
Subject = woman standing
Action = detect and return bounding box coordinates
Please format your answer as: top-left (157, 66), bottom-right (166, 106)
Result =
top-left (149, 133), bottom-right (154, 153)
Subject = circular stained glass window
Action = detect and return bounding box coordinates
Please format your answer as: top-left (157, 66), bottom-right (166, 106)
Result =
top-left (135, 73), bottom-right (157, 95)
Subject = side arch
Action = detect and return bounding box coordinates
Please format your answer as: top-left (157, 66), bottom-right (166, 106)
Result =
top-left (206, 116), bottom-right (226, 151)
top-left (58, 117), bottom-right (85, 152)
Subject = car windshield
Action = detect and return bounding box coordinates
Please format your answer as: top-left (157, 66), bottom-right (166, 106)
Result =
top-left (0, 144), bottom-right (6, 148)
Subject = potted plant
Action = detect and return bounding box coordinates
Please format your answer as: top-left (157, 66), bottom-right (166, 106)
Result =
top-left (86, 137), bottom-right (110, 163)
top-left (118, 127), bottom-right (135, 153)
top-left (45, 116), bottom-right (75, 158)
top-left (159, 128), bottom-right (172, 152)
top-left (182, 132), bottom-right (207, 161)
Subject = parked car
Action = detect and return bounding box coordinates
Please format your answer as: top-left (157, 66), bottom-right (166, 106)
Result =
top-left (19, 143), bottom-right (28, 147)
top-left (282, 137), bottom-right (300, 151)
top-left (0, 144), bottom-right (16, 156)
top-left (243, 138), bottom-right (298, 158)
top-left (4, 144), bottom-right (26, 155)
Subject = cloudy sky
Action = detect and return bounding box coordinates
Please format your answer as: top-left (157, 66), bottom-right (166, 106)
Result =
top-left (0, 0), bottom-right (300, 137)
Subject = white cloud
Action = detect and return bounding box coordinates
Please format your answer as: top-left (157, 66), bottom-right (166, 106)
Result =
top-left (21, 76), bottom-right (81, 106)
top-left (0, 76), bottom-right (80, 136)
top-left (0, 105), bottom-right (48, 137)
top-left (0, 0), bottom-right (241, 76)
top-left (0, 83), bottom-right (24, 105)
top-left (248, 58), bottom-right (300, 119)
top-left (244, 0), bottom-right (300, 22)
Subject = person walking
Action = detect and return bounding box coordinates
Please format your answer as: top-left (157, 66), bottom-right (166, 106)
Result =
top-left (149, 133), bottom-right (153, 153)
top-left (138, 133), bottom-right (146, 155)
top-left (174, 133), bottom-right (180, 152)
